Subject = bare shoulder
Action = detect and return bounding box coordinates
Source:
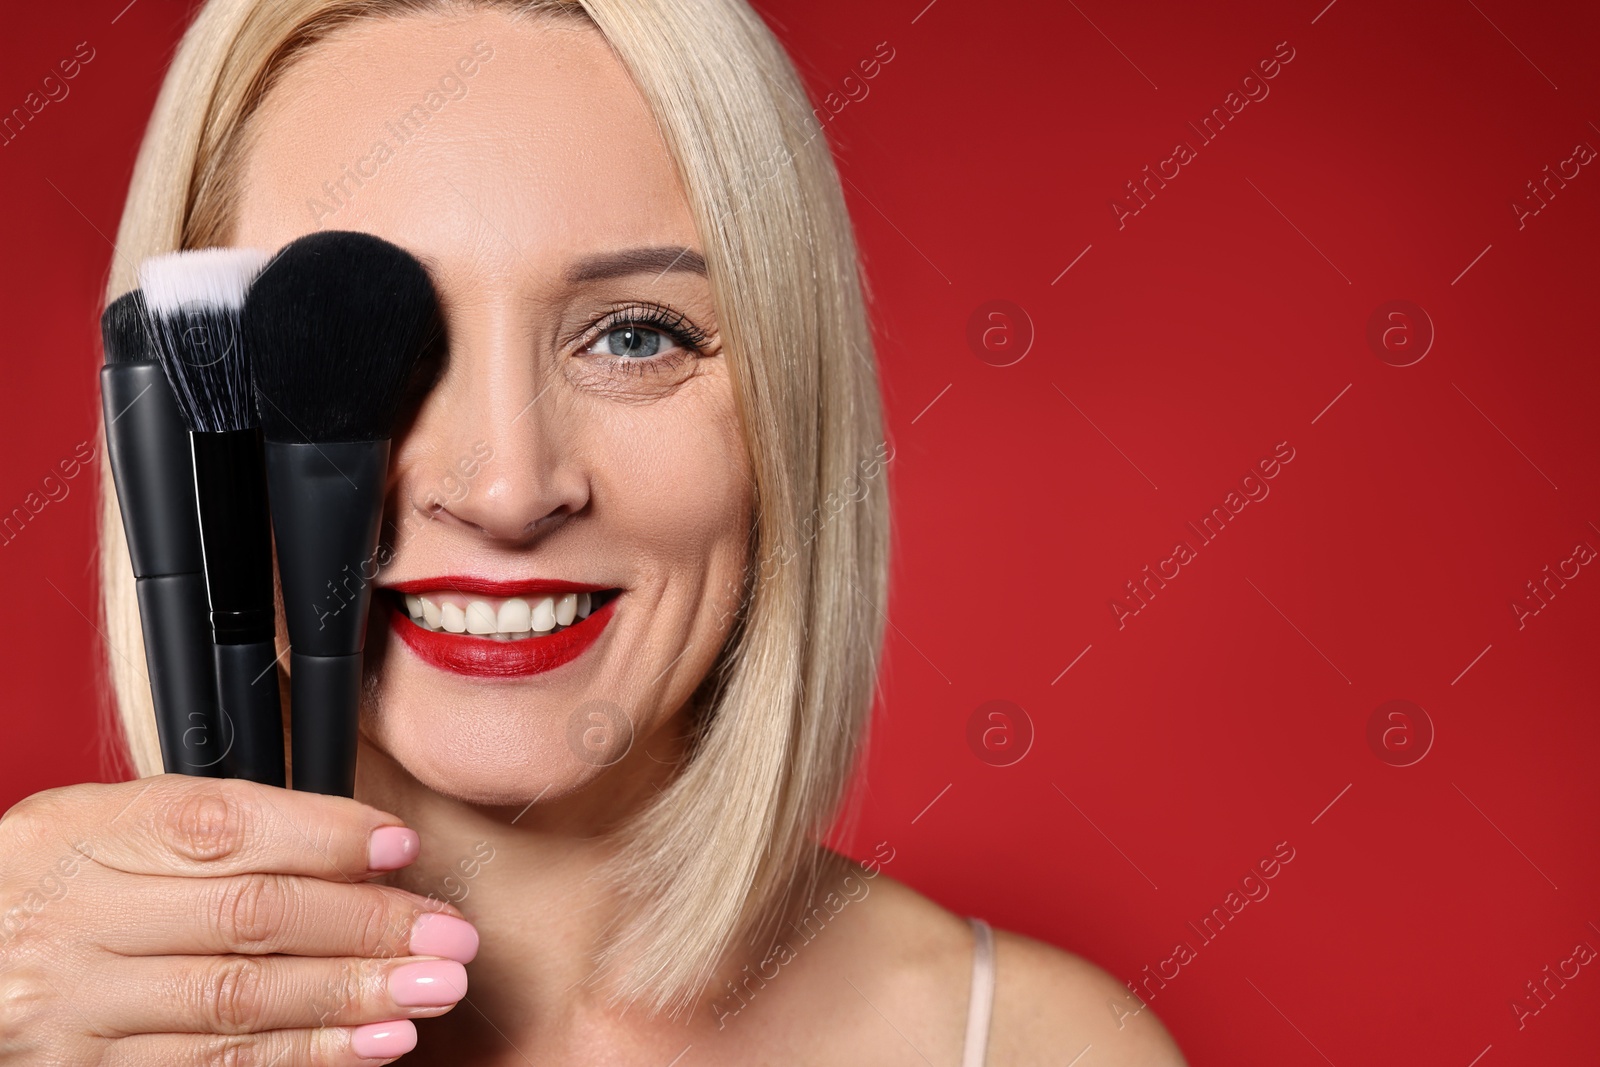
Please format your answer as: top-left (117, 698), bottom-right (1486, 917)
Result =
top-left (812, 855), bottom-right (1185, 1066)
top-left (988, 927), bottom-right (1188, 1067)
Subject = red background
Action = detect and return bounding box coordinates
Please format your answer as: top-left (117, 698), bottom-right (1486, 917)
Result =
top-left (3, 1), bottom-right (1597, 1062)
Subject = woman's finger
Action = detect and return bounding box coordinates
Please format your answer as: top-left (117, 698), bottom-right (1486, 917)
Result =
top-left (99, 1019), bottom-right (419, 1065)
top-left (85, 953), bottom-right (466, 1036)
top-left (91, 871), bottom-right (478, 961)
top-left (40, 775), bottom-right (424, 882)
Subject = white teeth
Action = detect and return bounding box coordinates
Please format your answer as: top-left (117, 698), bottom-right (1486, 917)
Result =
top-left (498, 598), bottom-right (532, 632)
top-left (402, 589), bottom-right (613, 639)
top-left (465, 600), bottom-right (497, 634)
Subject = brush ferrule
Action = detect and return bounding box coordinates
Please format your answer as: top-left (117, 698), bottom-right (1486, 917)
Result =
top-left (265, 439), bottom-right (390, 658)
top-left (190, 429), bottom-right (278, 645)
top-left (101, 363), bottom-right (204, 577)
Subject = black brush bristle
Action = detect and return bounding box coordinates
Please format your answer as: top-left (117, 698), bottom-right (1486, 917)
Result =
top-left (245, 231), bottom-right (441, 444)
top-left (138, 248), bottom-right (271, 434)
top-left (101, 290), bottom-right (154, 366)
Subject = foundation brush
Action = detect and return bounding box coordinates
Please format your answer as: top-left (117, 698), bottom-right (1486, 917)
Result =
top-left (100, 291), bottom-right (226, 776)
top-left (139, 248), bottom-right (286, 787)
top-left (244, 230), bottom-right (440, 796)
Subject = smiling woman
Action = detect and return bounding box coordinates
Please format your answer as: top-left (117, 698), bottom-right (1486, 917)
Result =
top-left (0, 0), bottom-right (1185, 1064)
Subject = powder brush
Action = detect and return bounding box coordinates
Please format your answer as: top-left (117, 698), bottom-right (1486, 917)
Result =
top-left (139, 247), bottom-right (286, 787)
top-left (244, 230), bottom-right (440, 796)
top-left (100, 290), bottom-right (226, 775)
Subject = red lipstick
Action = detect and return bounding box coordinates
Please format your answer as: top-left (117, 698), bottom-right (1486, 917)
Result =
top-left (387, 576), bottom-right (612, 597)
top-left (383, 584), bottom-right (619, 678)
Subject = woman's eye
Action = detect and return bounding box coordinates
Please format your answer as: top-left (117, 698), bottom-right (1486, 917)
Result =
top-left (569, 304), bottom-right (708, 388)
top-left (590, 325), bottom-right (668, 359)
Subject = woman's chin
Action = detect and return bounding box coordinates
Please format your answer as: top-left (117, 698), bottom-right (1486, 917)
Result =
top-left (359, 707), bottom-right (616, 808)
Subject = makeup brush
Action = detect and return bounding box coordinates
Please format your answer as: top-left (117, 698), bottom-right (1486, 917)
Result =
top-left (244, 230), bottom-right (440, 796)
top-left (100, 291), bottom-right (227, 776)
top-left (139, 248), bottom-right (286, 788)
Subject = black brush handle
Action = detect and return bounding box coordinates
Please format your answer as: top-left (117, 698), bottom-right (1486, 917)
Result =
top-left (215, 641), bottom-right (286, 787)
top-left (190, 430), bottom-right (278, 642)
top-left (101, 363), bottom-right (222, 776)
top-left (264, 439), bottom-right (389, 796)
top-left (190, 429), bottom-right (285, 787)
top-left (133, 574), bottom-right (229, 776)
top-left (288, 652), bottom-right (361, 796)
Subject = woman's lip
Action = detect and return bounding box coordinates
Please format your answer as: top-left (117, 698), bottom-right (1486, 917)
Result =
top-left (384, 592), bottom-right (619, 678)
top-left (385, 576), bottom-right (615, 597)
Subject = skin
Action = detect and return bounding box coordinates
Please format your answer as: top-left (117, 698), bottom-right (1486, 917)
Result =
top-left (0, 9), bottom-right (1184, 1066)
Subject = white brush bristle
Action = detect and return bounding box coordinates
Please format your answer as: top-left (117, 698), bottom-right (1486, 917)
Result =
top-left (137, 246), bottom-right (273, 434)
top-left (138, 247), bottom-right (271, 313)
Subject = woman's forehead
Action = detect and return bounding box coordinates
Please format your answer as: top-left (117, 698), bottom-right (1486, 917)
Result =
top-left (231, 10), bottom-right (699, 282)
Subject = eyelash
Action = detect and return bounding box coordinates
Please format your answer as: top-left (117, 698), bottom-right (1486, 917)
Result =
top-left (580, 301), bottom-right (711, 378)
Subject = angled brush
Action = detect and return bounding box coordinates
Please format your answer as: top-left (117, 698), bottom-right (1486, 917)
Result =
top-left (100, 290), bottom-right (226, 776)
top-left (244, 230), bottom-right (440, 796)
top-left (139, 248), bottom-right (285, 787)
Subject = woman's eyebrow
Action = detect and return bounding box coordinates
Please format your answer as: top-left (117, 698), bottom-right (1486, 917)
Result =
top-left (566, 245), bottom-right (707, 284)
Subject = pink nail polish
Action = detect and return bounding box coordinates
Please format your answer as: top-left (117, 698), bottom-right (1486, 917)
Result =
top-left (390, 959), bottom-right (469, 1006)
top-left (409, 912), bottom-right (480, 963)
top-left (368, 826), bottom-right (420, 871)
top-left (352, 1019), bottom-right (418, 1058)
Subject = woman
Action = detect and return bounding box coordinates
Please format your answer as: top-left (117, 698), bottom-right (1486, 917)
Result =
top-left (0, 0), bottom-right (1185, 1062)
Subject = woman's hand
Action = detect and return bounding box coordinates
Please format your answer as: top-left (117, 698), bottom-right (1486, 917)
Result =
top-left (0, 774), bottom-right (479, 1064)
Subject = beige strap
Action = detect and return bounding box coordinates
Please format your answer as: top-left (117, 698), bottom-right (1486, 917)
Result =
top-left (962, 917), bottom-right (996, 1067)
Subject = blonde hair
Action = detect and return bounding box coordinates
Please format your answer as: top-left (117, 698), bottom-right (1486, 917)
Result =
top-left (98, 0), bottom-right (889, 1019)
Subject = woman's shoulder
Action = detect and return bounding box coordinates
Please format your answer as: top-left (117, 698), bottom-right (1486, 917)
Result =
top-left (840, 865), bottom-right (1187, 1066)
top-left (984, 924), bottom-right (1187, 1065)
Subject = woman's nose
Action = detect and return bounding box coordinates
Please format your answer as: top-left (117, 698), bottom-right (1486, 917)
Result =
top-left (401, 312), bottom-right (590, 547)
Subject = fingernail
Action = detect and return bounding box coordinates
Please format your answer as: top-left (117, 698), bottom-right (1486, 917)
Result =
top-left (390, 959), bottom-right (469, 1006)
top-left (368, 826), bottom-right (420, 871)
top-left (410, 911), bottom-right (480, 963)
top-left (352, 1019), bottom-right (417, 1058)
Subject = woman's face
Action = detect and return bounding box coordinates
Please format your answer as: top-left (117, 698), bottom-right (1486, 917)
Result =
top-left (232, 10), bottom-right (752, 806)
